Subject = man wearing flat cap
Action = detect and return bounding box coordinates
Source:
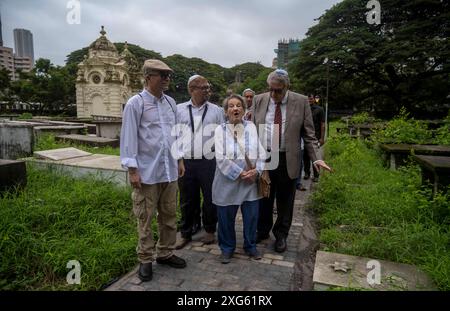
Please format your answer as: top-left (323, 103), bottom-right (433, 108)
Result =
top-left (175, 75), bottom-right (225, 250)
top-left (120, 59), bottom-right (187, 282)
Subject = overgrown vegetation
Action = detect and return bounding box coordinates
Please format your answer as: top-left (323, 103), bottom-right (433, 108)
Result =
top-left (372, 108), bottom-right (434, 144)
top-left (35, 134), bottom-right (120, 156)
top-left (348, 112), bottom-right (376, 125)
top-left (313, 134), bottom-right (450, 290)
top-left (434, 112), bottom-right (450, 145)
top-left (0, 166), bottom-right (137, 290)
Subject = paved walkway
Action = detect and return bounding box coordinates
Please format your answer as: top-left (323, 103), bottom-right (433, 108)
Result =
top-left (106, 178), bottom-right (318, 291)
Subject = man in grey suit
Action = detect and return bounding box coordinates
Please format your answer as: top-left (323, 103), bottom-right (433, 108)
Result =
top-left (250, 69), bottom-right (331, 253)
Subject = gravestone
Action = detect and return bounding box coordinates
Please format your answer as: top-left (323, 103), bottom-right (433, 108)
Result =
top-left (34, 147), bottom-right (92, 161)
top-left (313, 251), bottom-right (435, 291)
top-left (0, 160), bottom-right (27, 194)
top-left (413, 155), bottom-right (450, 195)
top-left (55, 134), bottom-right (119, 148)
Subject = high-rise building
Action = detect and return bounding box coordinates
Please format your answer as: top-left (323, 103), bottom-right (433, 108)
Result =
top-left (14, 56), bottom-right (32, 76)
top-left (14, 28), bottom-right (34, 64)
top-left (0, 46), bottom-right (15, 79)
top-left (274, 38), bottom-right (300, 70)
top-left (0, 11), bottom-right (3, 47)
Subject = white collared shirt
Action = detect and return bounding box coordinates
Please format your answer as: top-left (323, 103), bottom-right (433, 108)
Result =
top-left (176, 100), bottom-right (225, 159)
top-left (120, 89), bottom-right (179, 185)
top-left (264, 91), bottom-right (288, 151)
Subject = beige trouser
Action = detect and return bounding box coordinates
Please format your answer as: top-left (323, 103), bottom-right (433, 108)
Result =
top-left (132, 182), bottom-right (178, 263)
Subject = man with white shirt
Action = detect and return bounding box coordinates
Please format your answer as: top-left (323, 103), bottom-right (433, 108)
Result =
top-left (120, 59), bottom-right (186, 282)
top-left (250, 69), bottom-right (331, 253)
top-left (242, 88), bottom-right (255, 120)
top-left (175, 75), bottom-right (225, 249)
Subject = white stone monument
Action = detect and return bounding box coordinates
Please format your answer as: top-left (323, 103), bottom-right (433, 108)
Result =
top-left (76, 26), bottom-right (142, 119)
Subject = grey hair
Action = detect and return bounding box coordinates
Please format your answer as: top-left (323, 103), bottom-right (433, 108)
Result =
top-left (266, 69), bottom-right (290, 87)
top-left (223, 94), bottom-right (247, 112)
top-left (242, 88), bottom-right (255, 96)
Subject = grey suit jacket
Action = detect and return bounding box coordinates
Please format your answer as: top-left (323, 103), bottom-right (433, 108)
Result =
top-left (250, 91), bottom-right (321, 179)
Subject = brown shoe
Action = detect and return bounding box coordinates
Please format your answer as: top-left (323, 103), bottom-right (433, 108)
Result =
top-left (175, 237), bottom-right (191, 250)
top-left (201, 232), bottom-right (215, 244)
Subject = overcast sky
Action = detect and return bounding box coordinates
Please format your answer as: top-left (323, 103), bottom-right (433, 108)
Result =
top-left (1, 0), bottom-right (342, 68)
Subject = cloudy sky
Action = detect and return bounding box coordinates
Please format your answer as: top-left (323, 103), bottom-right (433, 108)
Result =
top-left (1, 0), bottom-right (341, 68)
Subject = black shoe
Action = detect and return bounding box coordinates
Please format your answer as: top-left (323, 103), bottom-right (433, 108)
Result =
top-left (221, 252), bottom-right (233, 264)
top-left (303, 174), bottom-right (310, 180)
top-left (175, 237), bottom-right (191, 250)
top-left (156, 255), bottom-right (187, 269)
top-left (312, 177), bottom-right (319, 183)
top-left (138, 262), bottom-right (152, 282)
top-left (275, 238), bottom-right (287, 253)
top-left (256, 234), bottom-right (270, 244)
top-left (191, 223), bottom-right (202, 235)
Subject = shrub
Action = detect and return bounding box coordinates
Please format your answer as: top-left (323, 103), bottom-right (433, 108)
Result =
top-left (372, 108), bottom-right (433, 144)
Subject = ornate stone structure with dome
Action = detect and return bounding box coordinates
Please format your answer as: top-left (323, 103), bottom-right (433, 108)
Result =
top-left (76, 26), bottom-right (142, 118)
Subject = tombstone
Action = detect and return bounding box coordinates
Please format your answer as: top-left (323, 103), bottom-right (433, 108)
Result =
top-left (0, 160), bottom-right (27, 194)
top-left (55, 134), bottom-right (119, 148)
top-left (313, 251), bottom-right (436, 291)
top-left (34, 147), bottom-right (92, 161)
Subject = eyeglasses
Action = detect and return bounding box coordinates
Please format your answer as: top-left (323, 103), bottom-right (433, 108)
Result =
top-left (270, 88), bottom-right (284, 95)
top-left (150, 72), bottom-right (172, 79)
top-left (194, 85), bottom-right (211, 91)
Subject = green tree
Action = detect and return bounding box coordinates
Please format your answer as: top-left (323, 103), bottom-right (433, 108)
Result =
top-left (11, 59), bottom-right (76, 115)
top-left (290, 0), bottom-right (450, 118)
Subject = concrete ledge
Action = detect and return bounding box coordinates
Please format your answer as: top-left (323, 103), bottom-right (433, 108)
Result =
top-left (23, 155), bottom-right (128, 187)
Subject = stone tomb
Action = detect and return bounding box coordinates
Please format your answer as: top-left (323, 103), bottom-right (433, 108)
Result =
top-left (380, 144), bottom-right (450, 170)
top-left (313, 251), bottom-right (435, 291)
top-left (413, 155), bottom-right (450, 195)
top-left (34, 147), bottom-right (92, 161)
top-left (55, 134), bottom-right (119, 148)
top-left (25, 147), bottom-right (127, 186)
top-left (0, 159), bottom-right (27, 194)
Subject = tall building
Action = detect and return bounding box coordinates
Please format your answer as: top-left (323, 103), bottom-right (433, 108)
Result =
top-left (0, 46), bottom-right (15, 79)
top-left (0, 11), bottom-right (3, 47)
top-left (14, 56), bottom-right (32, 76)
top-left (274, 38), bottom-right (300, 70)
top-left (14, 28), bottom-right (34, 64)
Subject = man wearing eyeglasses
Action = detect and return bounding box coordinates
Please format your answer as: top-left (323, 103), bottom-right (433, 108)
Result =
top-left (120, 59), bottom-right (186, 282)
top-left (175, 75), bottom-right (225, 250)
top-left (250, 69), bottom-right (332, 253)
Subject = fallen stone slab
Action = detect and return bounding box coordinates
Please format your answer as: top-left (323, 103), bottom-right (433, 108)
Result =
top-left (313, 250), bottom-right (436, 291)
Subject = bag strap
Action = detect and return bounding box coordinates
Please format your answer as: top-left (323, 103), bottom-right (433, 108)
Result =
top-left (137, 93), bottom-right (176, 125)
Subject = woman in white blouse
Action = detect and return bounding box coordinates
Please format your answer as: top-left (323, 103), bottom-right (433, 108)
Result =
top-left (212, 94), bottom-right (267, 264)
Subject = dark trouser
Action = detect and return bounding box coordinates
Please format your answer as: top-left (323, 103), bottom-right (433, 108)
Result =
top-left (178, 159), bottom-right (217, 239)
top-left (217, 200), bottom-right (259, 255)
top-left (303, 149), bottom-right (319, 178)
top-left (257, 152), bottom-right (297, 240)
top-left (296, 149), bottom-right (304, 188)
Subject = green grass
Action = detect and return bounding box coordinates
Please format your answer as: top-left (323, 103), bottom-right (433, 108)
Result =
top-left (313, 134), bottom-right (450, 290)
top-left (0, 165), bottom-right (137, 290)
top-left (35, 134), bottom-right (120, 156)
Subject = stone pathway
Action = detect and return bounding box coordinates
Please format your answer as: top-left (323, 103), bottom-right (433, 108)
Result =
top-left (105, 178), bottom-right (319, 291)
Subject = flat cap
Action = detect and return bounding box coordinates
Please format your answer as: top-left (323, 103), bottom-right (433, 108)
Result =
top-left (143, 59), bottom-right (173, 72)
